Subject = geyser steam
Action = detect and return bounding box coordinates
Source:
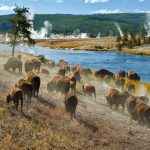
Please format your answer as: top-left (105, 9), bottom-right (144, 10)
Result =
top-left (115, 23), bottom-right (123, 37)
top-left (144, 12), bottom-right (150, 37)
top-left (27, 11), bottom-right (52, 39)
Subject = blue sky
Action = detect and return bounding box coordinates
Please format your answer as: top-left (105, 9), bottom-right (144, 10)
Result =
top-left (0, 0), bottom-right (150, 15)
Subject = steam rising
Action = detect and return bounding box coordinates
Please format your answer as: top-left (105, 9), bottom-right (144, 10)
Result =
top-left (28, 11), bottom-right (52, 39)
top-left (115, 23), bottom-right (124, 37)
top-left (144, 12), bottom-right (150, 37)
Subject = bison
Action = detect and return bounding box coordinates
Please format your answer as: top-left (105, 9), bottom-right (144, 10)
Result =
top-left (64, 91), bottom-right (78, 119)
top-left (95, 69), bottom-right (113, 80)
top-left (4, 57), bottom-right (22, 73)
top-left (127, 71), bottom-right (140, 81)
top-left (126, 95), bottom-right (139, 121)
top-left (81, 68), bottom-right (92, 77)
top-left (113, 74), bottom-right (125, 90)
top-left (57, 68), bottom-right (66, 76)
top-left (66, 74), bottom-right (76, 92)
top-left (119, 69), bottom-right (126, 78)
top-left (27, 71), bottom-right (40, 97)
top-left (16, 79), bottom-right (33, 106)
top-left (6, 87), bottom-right (23, 112)
top-left (82, 82), bottom-right (96, 101)
top-left (47, 75), bottom-right (70, 95)
top-left (24, 58), bottom-right (41, 73)
top-left (41, 68), bottom-right (49, 76)
top-left (106, 88), bottom-right (130, 112)
top-left (47, 60), bottom-right (55, 69)
top-left (136, 103), bottom-right (150, 127)
top-left (74, 70), bottom-right (81, 82)
top-left (126, 95), bottom-right (149, 122)
top-left (127, 82), bottom-right (135, 93)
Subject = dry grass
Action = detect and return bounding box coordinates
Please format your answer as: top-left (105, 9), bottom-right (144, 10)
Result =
top-left (122, 49), bottom-right (150, 56)
top-left (1, 51), bottom-right (150, 149)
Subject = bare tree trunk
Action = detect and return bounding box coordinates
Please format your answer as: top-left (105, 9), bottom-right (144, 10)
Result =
top-left (12, 35), bottom-right (17, 56)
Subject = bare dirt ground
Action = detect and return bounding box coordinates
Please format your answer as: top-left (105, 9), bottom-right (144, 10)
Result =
top-left (0, 51), bottom-right (150, 150)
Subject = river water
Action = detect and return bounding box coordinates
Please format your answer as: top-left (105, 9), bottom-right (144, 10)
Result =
top-left (0, 44), bottom-right (150, 82)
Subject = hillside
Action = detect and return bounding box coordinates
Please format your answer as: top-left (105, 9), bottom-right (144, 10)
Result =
top-left (1, 51), bottom-right (150, 149)
top-left (0, 13), bottom-right (147, 36)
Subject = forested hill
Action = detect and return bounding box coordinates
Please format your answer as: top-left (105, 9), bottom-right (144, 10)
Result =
top-left (0, 13), bottom-right (147, 36)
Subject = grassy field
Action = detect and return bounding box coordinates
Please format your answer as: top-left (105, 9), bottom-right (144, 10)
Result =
top-left (34, 38), bottom-right (150, 56)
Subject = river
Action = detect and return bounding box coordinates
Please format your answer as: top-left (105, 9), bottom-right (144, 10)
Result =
top-left (0, 44), bottom-right (150, 82)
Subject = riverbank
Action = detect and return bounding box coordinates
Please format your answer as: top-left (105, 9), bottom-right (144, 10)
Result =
top-left (1, 37), bottom-right (150, 56)
top-left (35, 38), bottom-right (150, 56)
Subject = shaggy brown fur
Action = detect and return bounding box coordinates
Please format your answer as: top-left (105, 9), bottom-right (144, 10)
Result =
top-left (82, 82), bottom-right (96, 101)
top-left (119, 69), bottom-right (126, 78)
top-left (4, 57), bottom-right (22, 73)
top-left (27, 72), bottom-right (40, 97)
top-left (64, 91), bottom-right (78, 119)
top-left (16, 79), bottom-right (33, 106)
top-left (106, 88), bottom-right (130, 112)
top-left (6, 87), bottom-right (23, 112)
top-left (127, 71), bottom-right (140, 81)
top-left (47, 75), bottom-right (70, 95)
top-left (24, 58), bottom-right (41, 73)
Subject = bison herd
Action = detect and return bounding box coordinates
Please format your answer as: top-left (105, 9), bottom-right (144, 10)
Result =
top-left (4, 55), bottom-right (150, 126)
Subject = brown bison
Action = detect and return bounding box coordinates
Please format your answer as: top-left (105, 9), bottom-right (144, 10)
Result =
top-left (27, 71), bottom-right (40, 97)
top-left (41, 68), bottom-right (49, 76)
top-left (81, 68), bottom-right (92, 77)
top-left (16, 79), bottom-right (33, 105)
top-left (113, 74), bottom-right (125, 90)
top-left (66, 74), bottom-right (76, 92)
top-left (82, 82), bottom-right (96, 101)
top-left (127, 82), bottom-right (135, 93)
top-left (59, 59), bottom-right (68, 68)
top-left (126, 95), bottom-right (139, 121)
top-left (136, 103), bottom-right (150, 127)
top-left (24, 58), bottom-right (41, 73)
top-left (57, 68), bottom-right (66, 76)
top-left (47, 60), bottom-right (55, 69)
top-left (63, 65), bottom-right (70, 73)
top-left (71, 64), bottom-right (83, 73)
top-left (6, 87), bottom-right (23, 112)
top-left (64, 91), bottom-right (78, 119)
top-left (95, 69), bottom-right (113, 79)
top-left (106, 88), bottom-right (130, 112)
top-left (104, 75), bottom-right (112, 84)
top-left (119, 69), bottom-right (126, 78)
top-left (127, 71), bottom-right (140, 81)
top-left (4, 57), bottom-right (22, 73)
top-left (126, 95), bottom-right (149, 121)
top-left (74, 70), bottom-right (81, 82)
top-left (47, 75), bottom-right (70, 95)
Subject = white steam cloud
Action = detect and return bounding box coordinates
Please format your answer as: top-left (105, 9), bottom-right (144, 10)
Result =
top-left (144, 12), bottom-right (150, 37)
top-left (114, 23), bottom-right (124, 37)
top-left (27, 11), bottom-right (52, 39)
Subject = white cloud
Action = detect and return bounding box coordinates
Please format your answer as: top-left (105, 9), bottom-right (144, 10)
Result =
top-left (85, 0), bottom-right (109, 3)
top-left (134, 9), bottom-right (150, 13)
top-left (0, 5), bottom-right (14, 11)
top-left (52, 0), bottom-right (64, 3)
top-left (139, 0), bottom-right (144, 2)
top-left (90, 9), bottom-right (123, 14)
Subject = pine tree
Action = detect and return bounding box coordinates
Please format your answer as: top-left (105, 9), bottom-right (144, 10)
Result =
top-left (9, 5), bottom-right (35, 56)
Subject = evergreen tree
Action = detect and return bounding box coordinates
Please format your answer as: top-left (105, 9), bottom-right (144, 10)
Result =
top-left (9, 5), bottom-right (35, 56)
